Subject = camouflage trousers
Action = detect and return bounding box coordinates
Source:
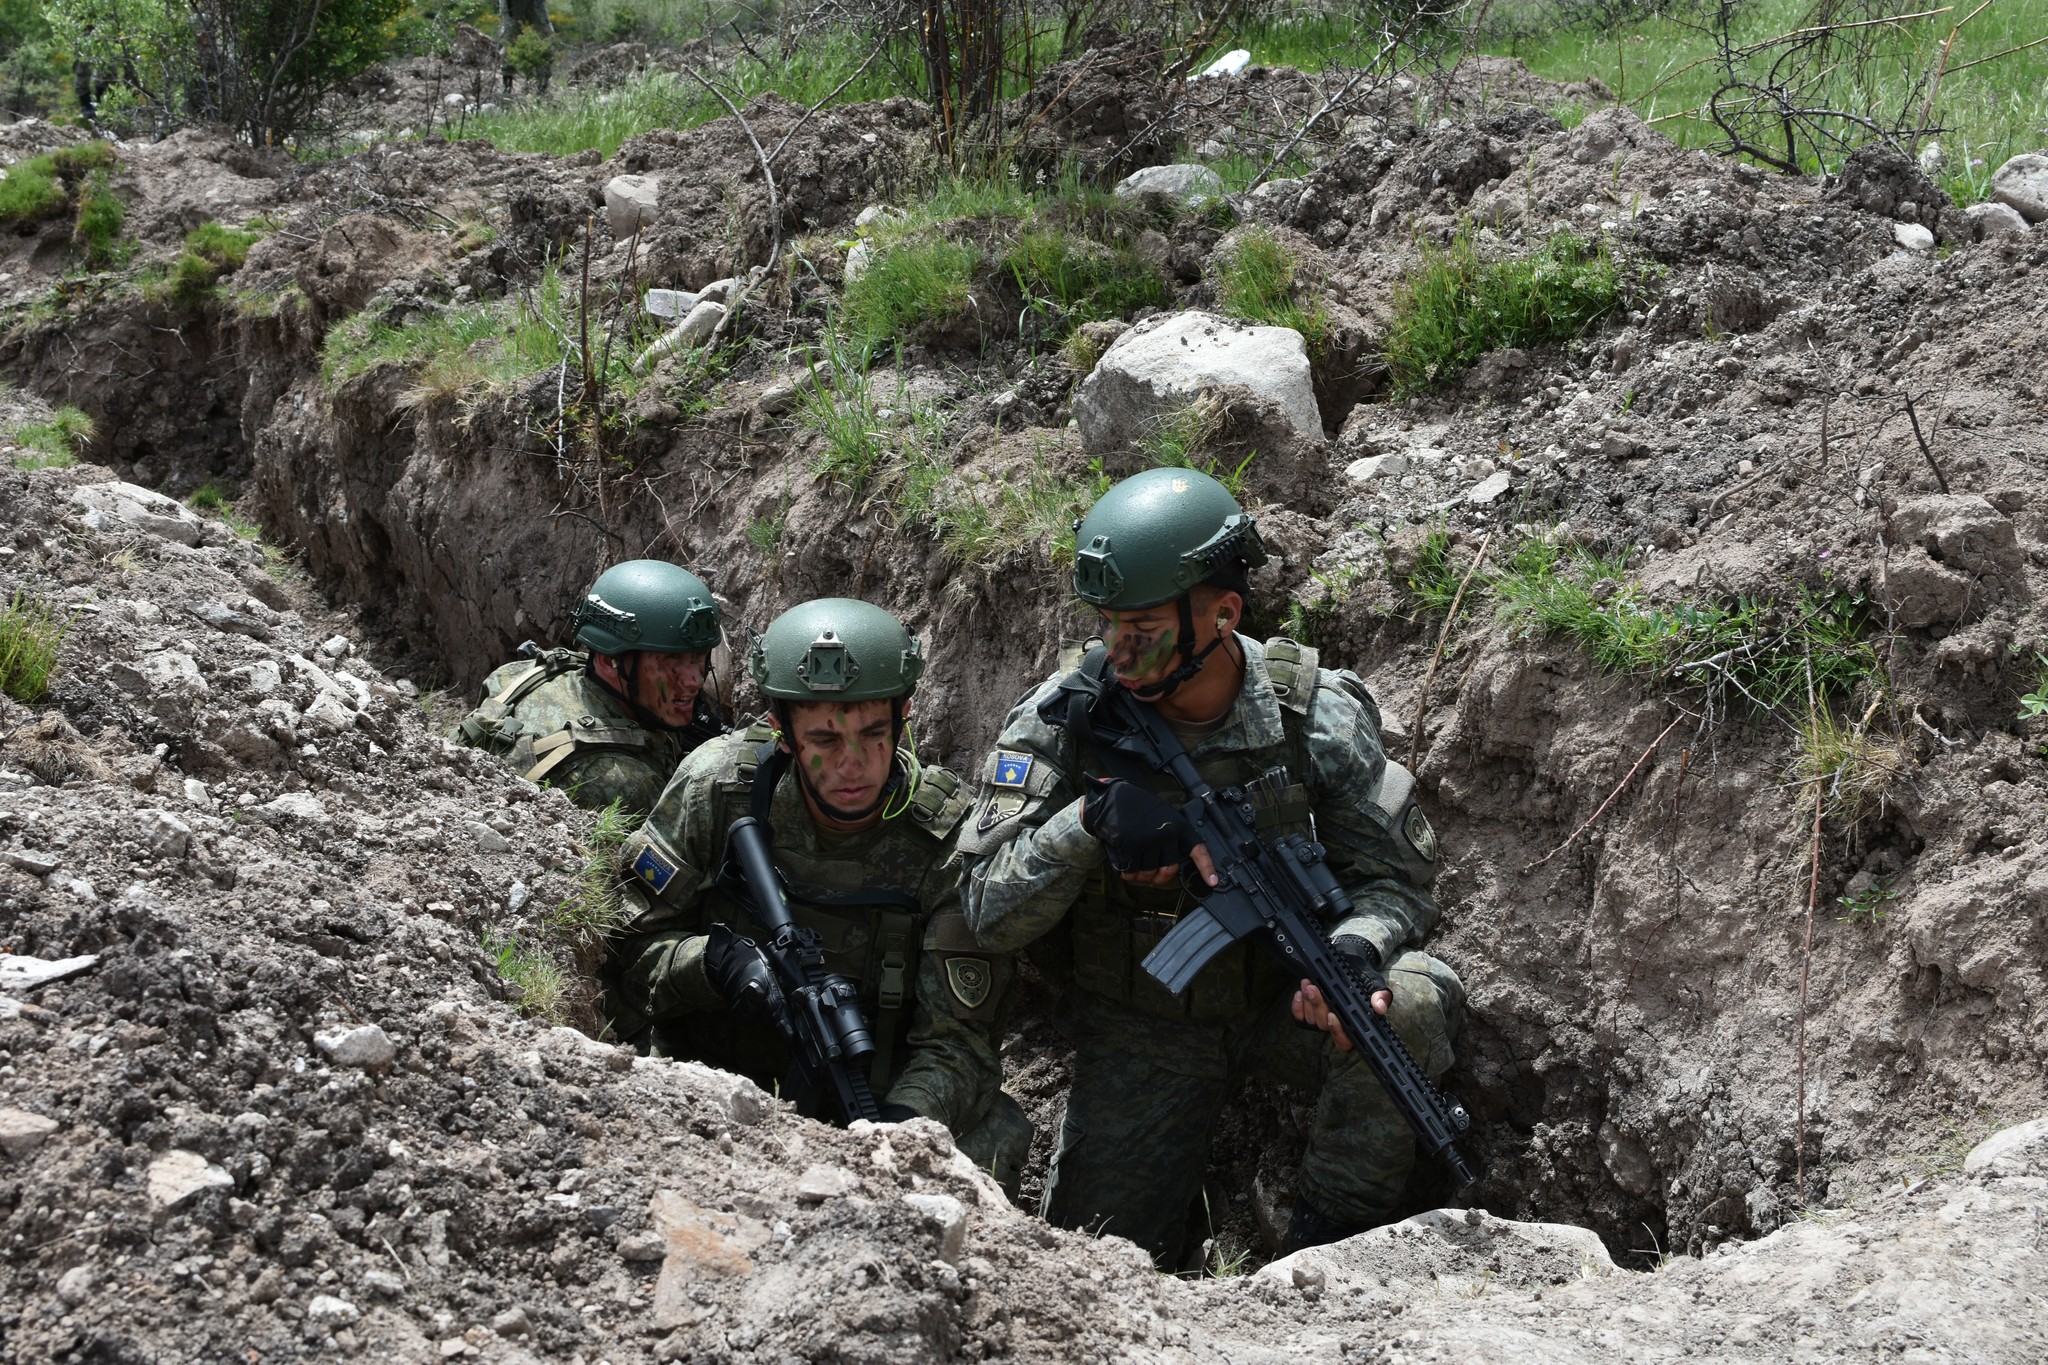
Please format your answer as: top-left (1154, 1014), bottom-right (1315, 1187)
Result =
top-left (1040, 949), bottom-right (1464, 1265)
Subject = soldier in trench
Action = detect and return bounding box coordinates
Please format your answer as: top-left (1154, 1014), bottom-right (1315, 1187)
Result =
top-left (456, 560), bottom-right (728, 818)
top-left (604, 598), bottom-right (1034, 1191)
top-left (958, 467), bottom-right (1464, 1265)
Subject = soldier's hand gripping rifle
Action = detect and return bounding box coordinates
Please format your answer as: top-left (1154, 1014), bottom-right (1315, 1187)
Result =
top-left (1084, 688), bottom-right (1477, 1187)
top-left (720, 815), bottom-right (882, 1124)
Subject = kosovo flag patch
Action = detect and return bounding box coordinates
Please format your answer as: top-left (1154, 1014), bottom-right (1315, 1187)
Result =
top-left (632, 843), bottom-right (679, 894)
top-left (992, 751), bottom-right (1034, 788)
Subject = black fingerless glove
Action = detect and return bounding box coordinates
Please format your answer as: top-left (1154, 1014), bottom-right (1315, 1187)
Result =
top-left (703, 924), bottom-right (792, 1039)
top-left (1332, 935), bottom-right (1390, 998)
top-left (876, 1103), bottom-right (921, 1124)
top-left (1080, 776), bottom-right (1191, 874)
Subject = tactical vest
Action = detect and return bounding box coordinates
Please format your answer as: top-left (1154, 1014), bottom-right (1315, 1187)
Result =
top-left (1053, 637), bottom-right (1380, 1022)
top-left (721, 722), bottom-right (968, 1086)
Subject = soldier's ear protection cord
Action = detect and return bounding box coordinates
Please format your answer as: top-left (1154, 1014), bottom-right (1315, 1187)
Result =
top-left (1122, 594), bottom-right (1243, 703)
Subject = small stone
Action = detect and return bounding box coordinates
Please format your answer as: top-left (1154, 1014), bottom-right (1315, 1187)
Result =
top-left (301, 691), bottom-right (356, 735)
top-left (251, 791), bottom-right (329, 824)
top-left (1963, 1115), bottom-right (2048, 1176)
top-left (1988, 152), bottom-right (2048, 223)
top-left (854, 204), bottom-right (900, 230)
top-left (56, 1264), bottom-right (94, 1306)
top-left (306, 1294), bottom-right (361, 1330)
top-left (319, 635), bottom-right (352, 659)
top-left (189, 601), bottom-right (273, 642)
top-left (756, 381), bottom-right (802, 415)
top-left (843, 240), bottom-right (874, 286)
top-left (249, 1267), bottom-right (286, 1304)
top-left (901, 1192), bottom-right (968, 1264)
top-left (1892, 221), bottom-right (1935, 252)
top-left (0, 1108), bottom-right (59, 1158)
top-left (1291, 1262), bottom-right (1327, 1295)
top-left (0, 952), bottom-right (98, 991)
top-left (1964, 201), bottom-right (2030, 240)
top-left (1465, 470), bottom-right (1513, 505)
top-left (618, 1230), bottom-right (666, 1263)
top-left (363, 1270), bottom-right (405, 1298)
top-left (466, 820), bottom-right (512, 855)
top-left (146, 1149), bottom-right (234, 1210)
top-left (1345, 454), bottom-right (1404, 482)
top-left (0, 849), bottom-right (59, 877)
top-left (1113, 164), bottom-right (1226, 204)
top-left (507, 880), bottom-right (531, 912)
top-left (182, 778), bottom-right (211, 807)
top-left (439, 1339), bottom-right (472, 1359)
top-left (314, 1024), bottom-right (397, 1072)
top-left (491, 1306), bottom-right (532, 1338)
top-left (604, 173), bottom-right (661, 238)
top-left (643, 288), bottom-right (697, 319)
top-left (141, 810), bottom-right (191, 860)
top-left (795, 1165), bottom-right (857, 1203)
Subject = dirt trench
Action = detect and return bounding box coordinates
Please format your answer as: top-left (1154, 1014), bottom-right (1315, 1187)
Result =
top-left (5, 56), bottom-right (2046, 1293)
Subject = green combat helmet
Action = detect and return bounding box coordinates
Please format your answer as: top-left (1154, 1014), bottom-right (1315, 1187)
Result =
top-left (1071, 467), bottom-right (1269, 698)
top-left (1072, 466), bottom-right (1267, 611)
top-left (572, 560), bottom-right (723, 657)
top-left (747, 597), bottom-right (925, 704)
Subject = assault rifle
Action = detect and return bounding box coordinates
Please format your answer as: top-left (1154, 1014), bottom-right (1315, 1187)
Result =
top-left (1073, 678), bottom-right (1477, 1187)
top-left (721, 815), bottom-right (882, 1124)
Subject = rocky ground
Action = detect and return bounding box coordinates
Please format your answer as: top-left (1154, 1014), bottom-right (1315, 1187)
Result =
top-left (3, 33), bottom-right (2047, 1360)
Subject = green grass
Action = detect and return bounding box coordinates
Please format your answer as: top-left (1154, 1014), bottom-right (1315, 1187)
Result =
top-left (0, 142), bottom-right (115, 227)
top-left (141, 221), bottom-right (268, 308)
top-left (455, 36), bottom-right (903, 159)
top-left (9, 405), bottom-right (93, 468)
top-left (0, 591), bottom-right (69, 702)
top-left (1384, 228), bottom-right (1627, 393)
top-left (1280, 564), bottom-right (1364, 647)
top-left (187, 479), bottom-right (235, 512)
top-left (1005, 227), bottom-right (1172, 334)
top-left (844, 236), bottom-right (979, 351)
top-left (480, 926), bottom-right (572, 1025)
top-left (547, 799), bottom-right (640, 940)
top-left (800, 337), bottom-right (894, 496)
top-left (1217, 227), bottom-right (1328, 351)
top-left (899, 452), bottom-right (1113, 575)
top-left (72, 172), bottom-right (124, 267)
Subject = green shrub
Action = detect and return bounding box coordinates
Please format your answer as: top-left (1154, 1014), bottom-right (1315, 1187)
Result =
top-left (0, 142), bottom-right (116, 228)
top-left (10, 405), bottom-right (94, 468)
top-left (1217, 228), bottom-right (1328, 351)
top-left (843, 237), bottom-right (977, 351)
top-left (0, 591), bottom-right (69, 702)
top-left (505, 23), bottom-right (553, 79)
top-left (1384, 228), bottom-right (1625, 392)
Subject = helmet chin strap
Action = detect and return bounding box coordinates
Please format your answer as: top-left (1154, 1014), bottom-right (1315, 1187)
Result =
top-left (1123, 594), bottom-right (1228, 703)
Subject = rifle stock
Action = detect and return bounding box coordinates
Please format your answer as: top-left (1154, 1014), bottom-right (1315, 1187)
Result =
top-left (723, 815), bottom-right (882, 1125)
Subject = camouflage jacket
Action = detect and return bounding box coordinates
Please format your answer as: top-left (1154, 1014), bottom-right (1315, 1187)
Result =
top-left (607, 725), bottom-right (1011, 1134)
top-left (959, 636), bottom-right (1441, 1023)
top-left (455, 648), bottom-right (722, 817)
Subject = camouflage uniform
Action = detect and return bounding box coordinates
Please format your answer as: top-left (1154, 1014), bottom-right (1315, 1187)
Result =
top-left (456, 648), bottom-right (722, 817)
top-left (961, 637), bottom-right (1464, 1262)
top-left (609, 724), bottom-right (1032, 1187)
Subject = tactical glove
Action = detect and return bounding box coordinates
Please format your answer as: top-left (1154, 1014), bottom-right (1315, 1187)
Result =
top-left (1331, 934), bottom-right (1391, 1001)
top-left (704, 924), bottom-right (792, 1039)
top-left (1080, 776), bottom-right (1191, 874)
top-left (876, 1102), bottom-right (921, 1124)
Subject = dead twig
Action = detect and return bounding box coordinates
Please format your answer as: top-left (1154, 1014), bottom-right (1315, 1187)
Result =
top-left (1523, 713), bottom-right (1686, 872)
top-left (679, 65), bottom-right (781, 353)
top-left (1408, 533), bottom-right (1492, 769)
top-left (1902, 393), bottom-right (1948, 493)
top-left (1795, 649), bottom-right (1824, 1205)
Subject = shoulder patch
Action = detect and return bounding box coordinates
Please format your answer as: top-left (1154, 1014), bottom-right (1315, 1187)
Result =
top-left (991, 751), bottom-right (1034, 788)
top-left (945, 956), bottom-right (994, 1010)
top-left (1404, 804), bottom-right (1439, 863)
top-left (631, 842), bottom-right (680, 894)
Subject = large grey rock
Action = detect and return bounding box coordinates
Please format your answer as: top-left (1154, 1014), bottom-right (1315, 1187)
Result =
top-left (1964, 201), bottom-right (2030, 240)
top-left (1963, 1115), bottom-right (2048, 1176)
top-left (0, 1107), bottom-right (59, 1158)
top-left (901, 1192), bottom-right (968, 1264)
top-left (0, 952), bottom-right (98, 991)
top-left (109, 650), bottom-right (208, 700)
top-left (250, 791), bottom-right (329, 825)
top-left (632, 302), bottom-right (726, 373)
top-left (1892, 221), bottom-right (1935, 252)
top-left (604, 174), bottom-right (660, 238)
top-left (1073, 311), bottom-right (1322, 453)
top-left (1256, 1207), bottom-right (1615, 1302)
top-left (643, 288), bottom-right (697, 319)
top-left (1113, 164), bottom-right (1225, 204)
top-left (68, 482), bottom-right (208, 547)
top-left (1988, 152), bottom-right (2048, 223)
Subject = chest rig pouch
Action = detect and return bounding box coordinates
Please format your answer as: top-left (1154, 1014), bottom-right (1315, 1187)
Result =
top-left (734, 728), bottom-right (926, 1088)
top-left (1040, 640), bottom-right (1325, 1022)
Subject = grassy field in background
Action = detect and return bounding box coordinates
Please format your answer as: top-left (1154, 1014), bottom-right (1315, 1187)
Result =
top-left (1215, 0), bottom-right (2047, 204)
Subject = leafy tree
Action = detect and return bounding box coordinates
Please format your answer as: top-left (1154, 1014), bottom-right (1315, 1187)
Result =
top-left (51, 0), bottom-right (404, 144)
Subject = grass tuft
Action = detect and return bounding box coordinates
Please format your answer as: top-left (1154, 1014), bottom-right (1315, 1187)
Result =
top-left (1217, 228), bottom-right (1327, 351)
top-left (480, 926), bottom-right (572, 1025)
top-left (1005, 228), bottom-right (1171, 334)
top-left (142, 221), bottom-right (267, 308)
top-left (1384, 228), bottom-right (1627, 393)
top-left (0, 591), bottom-right (70, 702)
top-left (9, 405), bottom-right (94, 469)
top-left (187, 479), bottom-right (235, 513)
top-left (548, 799), bottom-right (640, 940)
top-left (843, 236), bottom-right (978, 351)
